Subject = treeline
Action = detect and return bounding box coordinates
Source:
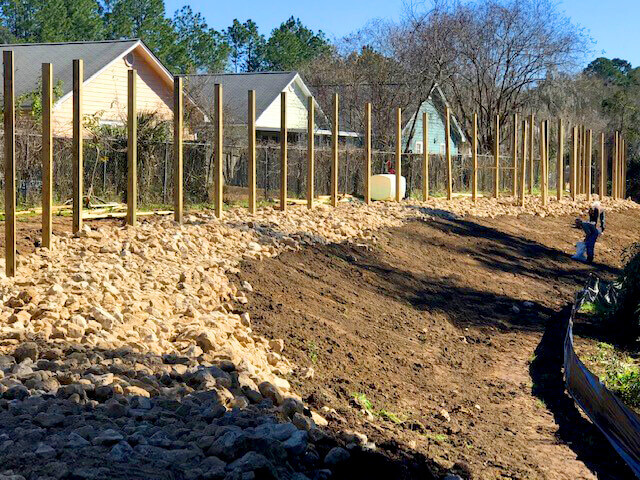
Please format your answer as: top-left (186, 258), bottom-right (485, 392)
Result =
top-left (0, 0), bottom-right (331, 73)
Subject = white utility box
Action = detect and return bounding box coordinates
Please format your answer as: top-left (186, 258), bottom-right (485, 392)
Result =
top-left (370, 174), bottom-right (406, 201)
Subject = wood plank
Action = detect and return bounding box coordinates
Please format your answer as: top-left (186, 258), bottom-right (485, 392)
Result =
top-left (520, 119), bottom-right (527, 206)
top-left (396, 107), bottom-right (402, 202)
top-left (248, 90), bottom-right (257, 214)
top-left (540, 119), bottom-right (547, 205)
top-left (557, 118), bottom-right (563, 200)
top-left (215, 84), bottom-right (223, 218)
top-left (280, 92), bottom-right (288, 211)
top-left (586, 129), bottom-right (592, 200)
top-left (331, 93), bottom-right (339, 207)
top-left (571, 127), bottom-right (577, 200)
top-left (600, 132), bottom-right (605, 198)
top-left (72, 59), bottom-right (83, 234)
top-left (173, 76), bottom-right (183, 223)
top-left (494, 114), bottom-right (500, 198)
top-left (365, 102), bottom-right (372, 205)
top-left (307, 96), bottom-right (315, 209)
top-left (529, 114), bottom-right (535, 194)
top-left (423, 111), bottom-right (429, 201)
top-left (512, 113), bottom-right (518, 197)
top-left (127, 69), bottom-right (137, 226)
top-left (3, 51), bottom-right (15, 276)
top-left (42, 63), bottom-right (53, 249)
top-left (472, 113), bottom-right (478, 203)
top-left (613, 132), bottom-right (618, 200)
top-left (446, 107), bottom-right (452, 200)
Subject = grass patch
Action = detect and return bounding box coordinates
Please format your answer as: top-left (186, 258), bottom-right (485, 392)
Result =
top-left (306, 340), bottom-right (319, 365)
top-left (351, 392), bottom-right (405, 424)
top-left (589, 342), bottom-right (640, 409)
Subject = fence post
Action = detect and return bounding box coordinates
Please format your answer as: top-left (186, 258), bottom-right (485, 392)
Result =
top-left (556, 118), bottom-right (563, 200)
top-left (586, 129), bottom-right (592, 201)
top-left (307, 96), bottom-right (315, 209)
top-left (529, 114), bottom-right (535, 194)
top-left (571, 127), bottom-right (577, 201)
top-left (331, 93), bottom-right (339, 207)
top-left (622, 138), bottom-right (626, 198)
top-left (214, 84), bottom-right (223, 218)
top-left (395, 107), bottom-right (402, 202)
top-left (512, 113), bottom-right (518, 197)
top-left (173, 76), bottom-right (183, 223)
top-left (494, 114), bottom-right (500, 198)
top-left (42, 63), bottom-right (53, 248)
top-left (248, 89), bottom-right (256, 214)
top-left (280, 92), bottom-right (287, 211)
top-left (540, 119), bottom-right (547, 205)
top-left (3, 51), bottom-right (15, 276)
top-left (599, 132), bottom-right (605, 198)
top-left (422, 111), bottom-right (429, 201)
top-left (127, 69), bottom-right (137, 226)
top-left (365, 102), bottom-right (371, 204)
top-left (520, 119), bottom-right (527, 206)
top-left (613, 132), bottom-right (618, 200)
top-left (446, 106), bottom-right (452, 200)
top-left (72, 59), bottom-right (83, 234)
top-left (472, 112), bottom-right (478, 203)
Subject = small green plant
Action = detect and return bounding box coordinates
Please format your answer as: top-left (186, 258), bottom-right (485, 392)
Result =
top-left (423, 433), bottom-right (447, 443)
top-left (306, 340), bottom-right (319, 364)
top-left (351, 393), bottom-right (405, 424)
top-left (590, 342), bottom-right (640, 409)
top-left (352, 392), bottom-right (374, 412)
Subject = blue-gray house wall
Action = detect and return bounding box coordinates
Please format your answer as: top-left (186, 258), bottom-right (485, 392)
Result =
top-left (402, 97), bottom-right (464, 155)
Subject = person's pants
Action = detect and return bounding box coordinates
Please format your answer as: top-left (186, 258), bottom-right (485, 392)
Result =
top-left (581, 222), bottom-right (601, 263)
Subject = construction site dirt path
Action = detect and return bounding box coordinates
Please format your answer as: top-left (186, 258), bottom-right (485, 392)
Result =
top-left (237, 209), bottom-right (640, 480)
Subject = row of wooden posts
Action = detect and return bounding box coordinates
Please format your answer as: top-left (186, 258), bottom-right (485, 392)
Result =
top-left (1, 51), bottom-right (630, 277)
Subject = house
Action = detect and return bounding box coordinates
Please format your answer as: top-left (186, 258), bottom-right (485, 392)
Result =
top-left (402, 86), bottom-right (466, 155)
top-left (0, 39), bottom-right (183, 136)
top-left (184, 71), bottom-right (359, 142)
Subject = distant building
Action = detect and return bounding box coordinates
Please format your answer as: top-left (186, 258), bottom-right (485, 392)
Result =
top-left (0, 39), bottom-right (188, 136)
top-left (184, 71), bottom-right (359, 142)
top-left (402, 86), bottom-right (466, 155)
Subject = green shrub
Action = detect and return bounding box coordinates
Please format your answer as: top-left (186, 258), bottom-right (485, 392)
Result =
top-left (613, 242), bottom-right (640, 342)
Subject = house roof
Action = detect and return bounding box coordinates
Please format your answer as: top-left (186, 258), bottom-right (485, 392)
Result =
top-left (184, 71), bottom-right (317, 126)
top-left (0, 39), bottom-right (172, 107)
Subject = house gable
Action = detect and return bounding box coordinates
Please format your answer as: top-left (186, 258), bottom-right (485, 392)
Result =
top-left (256, 75), bottom-right (313, 131)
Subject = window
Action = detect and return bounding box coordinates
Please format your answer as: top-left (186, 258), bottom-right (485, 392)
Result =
top-left (415, 141), bottom-right (423, 154)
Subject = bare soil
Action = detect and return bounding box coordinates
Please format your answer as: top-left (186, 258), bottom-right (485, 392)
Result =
top-left (236, 209), bottom-right (640, 480)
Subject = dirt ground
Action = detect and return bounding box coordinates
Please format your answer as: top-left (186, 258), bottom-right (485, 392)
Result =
top-left (236, 208), bottom-right (640, 480)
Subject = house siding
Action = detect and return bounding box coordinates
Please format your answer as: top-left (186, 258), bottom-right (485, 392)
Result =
top-left (52, 47), bottom-right (173, 137)
top-left (403, 99), bottom-right (459, 155)
top-left (256, 79), bottom-right (310, 131)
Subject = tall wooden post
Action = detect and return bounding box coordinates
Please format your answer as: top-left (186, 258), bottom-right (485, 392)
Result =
top-left (422, 111), bottom-right (429, 201)
top-left (529, 114), bottom-right (535, 194)
top-left (512, 113), bottom-right (518, 197)
top-left (214, 84), bottom-right (223, 218)
top-left (364, 102), bottom-right (371, 204)
top-left (307, 96), bottom-right (315, 209)
top-left (599, 132), bottom-right (605, 198)
top-left (583, 126), bottom-right (588, 195)
top-left (72, 59), bottom-right (83, 234)
top-left (42, 63), bottom-right (53, 248)
top-left (396, 107), bottom-right (402, 202)
top-left (445, 106), bottom-right (452, 200)
top-left (494, 114), bottom-right (500, 198)
top-left (613, 132), bottom-right (618, 200)
top-left (173, 76), bottom-right (183, 223)
top-left (127, 69), bottom-right (137, 226)
top-left (280, 92), bottom-right (287, 211)
top-left (586, 129), bottom-right (592, 200)
top-left (248, 90), bottom-right (256, 214)
top-left (520, 119), bottom-right (527, 206)
top-left (331, 93), bottom-right (339, 207)
top-left (540, 119), bottom-right (547, 205)
top-left (571, 127), bottom-right (577, 200)
top-left (3, 51), bottom-right (16, 276)
top-left (622, 139), bottom-right (627, 198)
top-left (576, 127), bottom-right (581, 195)
top-left (472, 113), bottom-right (478, 202)
top-left (557, 118), bottom-right (563, 200)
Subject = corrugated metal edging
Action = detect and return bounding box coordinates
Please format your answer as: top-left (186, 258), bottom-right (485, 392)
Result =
top-left (564, 283), bottom-right (640, 478)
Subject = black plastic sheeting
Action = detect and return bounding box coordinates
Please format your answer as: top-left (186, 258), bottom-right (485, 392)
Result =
top-left (565, 277), bottom-right (640, 478)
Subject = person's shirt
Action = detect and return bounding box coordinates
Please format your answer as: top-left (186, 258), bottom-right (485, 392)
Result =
top-left (589, 207), bottom-right (605, 231)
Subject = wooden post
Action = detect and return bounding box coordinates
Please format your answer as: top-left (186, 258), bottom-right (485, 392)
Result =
top-left (494, 114), bottom-right (500, 198)
top-left (512, 113), bottom-right (518, 197)
top-left (395, 108), bottom-right (402, 202)
top-left (540, 119), bottom-right (547, 205)
top-left (364, 102), bottom-right (371, 204)
top-left (613, 132), bottom-right (618, 200)
top-left (446, 106), bottom-right (452, 200)
top-left (583, 126), bottom-right (588, 195)
top-left (248, 89), bottom-right (256, 214)
top-left (307, 96), bottom-right (315, 209)
top-left (622, 138), bottom-right (627, 198)
top-left (127, 69), bottom-right (137, 226)
top-left (3, 51), bottom-right (16, 276)
top-left (42, 63), bottom-right (53, 248)
top-left (422, 111), bottom-right (429, 201)
top-left (520, 119), bottom-right (527, 206)
top-left (529, 114), bottom-right (535, 194)
top-left (331, 93), bottom-right (339, 207)
top-left (599, 132), bottom-right (605, 198)
top-left (576, 127), bottom-right (581, 195)
top-left (571, 127), bottom-right (577, 201)
top-left (586, 129), bottom-right (592, 200)
top-left (556, 119), bottom-right (563, 200)
top-left (214, 84), bottom-right (223, 218)
top-left (173, 76), bottom-right (183, 223)
top-left (280, 92), bottom-right (287, 211)
top-left (72, 59), bottom-right (83, 234)
top-left (472, 113), bottom-right (478, 203)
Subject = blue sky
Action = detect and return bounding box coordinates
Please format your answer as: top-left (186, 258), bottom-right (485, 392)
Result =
top-left (165, 0), bottom-right (639, 66)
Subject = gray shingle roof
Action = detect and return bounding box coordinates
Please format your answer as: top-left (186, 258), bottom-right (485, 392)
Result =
top-left (0, 39), bottom-right (140, 107)
top-left (184, 72), bottom-right (298, 124)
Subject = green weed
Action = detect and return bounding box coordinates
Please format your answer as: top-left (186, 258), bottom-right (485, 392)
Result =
top-left (306, 341), bottom-right (319, 365)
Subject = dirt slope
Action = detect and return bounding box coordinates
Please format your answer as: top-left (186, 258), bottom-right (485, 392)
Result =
top-left (236, 209), bottom-right (640, 479)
